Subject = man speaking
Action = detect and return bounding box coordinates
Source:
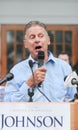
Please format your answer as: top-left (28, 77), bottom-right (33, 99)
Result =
top-left (4, 21), bottom-right (76, 102)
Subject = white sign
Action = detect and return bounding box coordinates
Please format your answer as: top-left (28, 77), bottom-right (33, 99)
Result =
top-left (0, 103), bottom-right (70, 130)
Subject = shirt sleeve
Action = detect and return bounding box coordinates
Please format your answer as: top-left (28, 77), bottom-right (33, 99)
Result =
top-left (4, 61), bottom-right (32, 102)
top-left (4, 80), bottom-right (30, 102)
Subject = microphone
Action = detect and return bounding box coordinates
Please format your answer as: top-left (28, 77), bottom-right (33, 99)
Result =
top-left (29, 60), bottom-right (33, 69)
top-left (64, 71), bottom-right (78, 87)
top-left (71, 78), bottom-right (78, 85)
top-left (64, 72), bottom-right (78, 102)
top-left (28, 60), bottom-right (34, 102)
top-left (29, 60), bottom-right (35, 85)
top-left (28, 88), bottom-right (34, 102)
top-left (71, 76), bottom-right (78, 101)
top-left (0, 73), bottom-right (14, 85)
top-left (38, 51), bottom-right (44, 87)
top-left (38, 51), bottom-right (44, 67)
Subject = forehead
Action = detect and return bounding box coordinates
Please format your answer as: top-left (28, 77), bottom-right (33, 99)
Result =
top-left (26, 25), bottom-right (47, 35)
top-left (59, 54), bottom-right (69, 59)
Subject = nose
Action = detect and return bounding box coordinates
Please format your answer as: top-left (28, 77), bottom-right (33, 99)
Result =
top-left (34, 36), bottom-right (40, 43)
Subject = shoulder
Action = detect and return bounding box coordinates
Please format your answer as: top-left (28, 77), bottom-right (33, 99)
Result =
top-left (10, 59), bottom-right (29, 73)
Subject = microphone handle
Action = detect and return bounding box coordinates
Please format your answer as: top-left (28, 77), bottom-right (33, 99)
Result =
top-left (0, 78), bottom-right (6, 85)
top-left (38, 59), bottom-right (44, 87)
top-left (38, 59), bottom-right (44, 68)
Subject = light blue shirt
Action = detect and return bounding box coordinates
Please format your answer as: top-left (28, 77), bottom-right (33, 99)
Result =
top-left (4, 51), bottom-right (76, 102)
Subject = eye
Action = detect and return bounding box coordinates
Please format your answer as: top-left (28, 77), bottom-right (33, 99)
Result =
top-left (38, 33), bottom-right (44, 38)
top-left (29, 35), bottom-right (35, 40)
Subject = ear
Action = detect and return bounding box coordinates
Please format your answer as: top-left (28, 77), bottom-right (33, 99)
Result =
top-left (23, 40), bottom-right (28, 48)
top-left (47, 36), bottom-right (50, 45)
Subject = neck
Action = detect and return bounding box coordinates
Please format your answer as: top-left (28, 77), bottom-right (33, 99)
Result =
top-left (44, 51), bottom-right (48, 63)
top-left (31, 51), bottom-right (49, 62)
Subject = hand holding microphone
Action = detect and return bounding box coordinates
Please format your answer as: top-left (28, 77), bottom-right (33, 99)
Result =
top-left (33, 67), bottom-right (46, 85)
top-left (27, 51), bottom-right (46, 102)
top-left (34, 50), bottom-right (46, 86)
top-left (27, 51), bottom-right (46, 87)
top-left (27, 64), bottom-right (46, 87)
top-left (27, 51), bottom-right (51, 102)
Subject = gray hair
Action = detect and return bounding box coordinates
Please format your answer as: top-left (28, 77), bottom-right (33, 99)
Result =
top-left (24, 21), bottom-right (47, 36)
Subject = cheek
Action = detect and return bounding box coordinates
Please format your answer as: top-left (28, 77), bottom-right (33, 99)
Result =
top-left (43, 39), bottom-right (49, 47)
top-left (28, 44), bottom-right (34, 51)
top-left (42, 44), bottom-right (48, 51)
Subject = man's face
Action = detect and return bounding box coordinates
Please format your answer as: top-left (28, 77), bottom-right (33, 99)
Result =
top-left (24, 25), bottom-right (50, 60)
top-left (58, 54), bottom-right (69, 64)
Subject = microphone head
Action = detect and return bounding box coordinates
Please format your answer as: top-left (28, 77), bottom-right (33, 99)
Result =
top-left (64, 71), bottom-right (78, 87)
top-left (38, 51), bottom-right (44, 67)
top-left (38, 51), bottom-right (44, 60)
top-left (6, 73), bottom-right (14, 81)
top-left (29, 60), bottom-right (33, 69)
top-left (71, 78), bottom-right (78, 85)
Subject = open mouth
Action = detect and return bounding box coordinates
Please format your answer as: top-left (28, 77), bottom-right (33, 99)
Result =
top-left (35, 46), bottom-right (42, 50)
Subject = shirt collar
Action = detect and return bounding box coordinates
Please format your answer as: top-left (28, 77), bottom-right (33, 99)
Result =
top-left (47, 51), bottom-right (56, 63)
top-left (27, 51), bottom-right (56, 64)
top-left (28, 55), bottom-right (37, 63)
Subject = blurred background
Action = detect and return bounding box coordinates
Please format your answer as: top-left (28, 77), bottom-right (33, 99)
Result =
top-left (0, 0), bottom-right (78, 78)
